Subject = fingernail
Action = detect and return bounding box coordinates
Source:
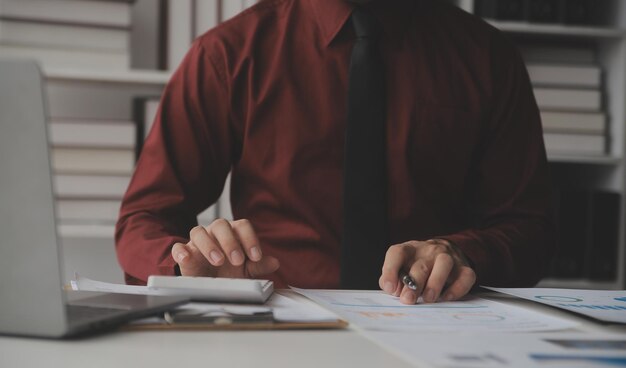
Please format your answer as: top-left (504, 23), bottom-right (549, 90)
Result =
top-left (424, 289), bottom-right (435, 303)
top-left (401, 290), bottom-right (416, 304)
top-left (250, 246), bottom-right (262, 261)
top-left (231, 250), bottom-right (244, 265)
top-left (209, 250), bottom-right (223, 264)
top-left (175, 251), bottom-right (188, 263)
top-left (383, 281), bottom-right (394, 294)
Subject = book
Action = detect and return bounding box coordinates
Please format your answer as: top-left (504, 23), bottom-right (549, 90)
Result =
top-left (527, 64), bottom-right (601, 88)
top-left (551, 190), bottom-right (590, 278)
top-left (51, 147), bottom-right (135, 175)
top-left (218, 172), bottom-right (233, 220)
top-left (58, 223), bottom-right (116, 238)
top-left (543, 133), bottom-right (605, 155)
top-left (47, 80), bottom-right (164, 120)
top-left (540, 111), bottom-right (605, 134)
top-left (166, 0), bottom-right (193, 71)
top-left (520, 46), bottom-right (596, 64)
top-left (194, 0), bottom-right (219, 37)
top-left (131, 0), bottom-right (166, 69)
top-left (0, 44), bottom-right (129, 70)
top-left (527, 0), bottom-right (559, 23)
top-left (56, 199), bottom-right (122, 222)
top-left (474, 0), bottom-right (525, 20)
top-left (197, 205), bottom-right (218, 226)
top-left (534, 87), bottom-right (601, 112)
top-left (49, 120), bottom-right (136, 149)
top-left (587, 191), bottom-right (620, 281)
top-left (0, 0), bottom-right (132, 28)
top-left (133, 97), bottom-right (161, 141)
top-left (0, 19), bottom-right (129, 52)
top-left (54, 174), bottom-right (131, 199)
top-left (561, 0), bottom-right (593, 25)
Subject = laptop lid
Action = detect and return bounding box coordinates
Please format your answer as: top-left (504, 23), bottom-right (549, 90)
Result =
top-left (0, 59), bottom-right (68, 337)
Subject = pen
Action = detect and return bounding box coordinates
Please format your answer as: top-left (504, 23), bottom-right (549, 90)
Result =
top-left (401, 273), bottom-right (417, 291)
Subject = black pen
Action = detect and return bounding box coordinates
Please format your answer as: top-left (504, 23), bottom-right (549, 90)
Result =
top-left (401, 272), bottom-right (417, 291)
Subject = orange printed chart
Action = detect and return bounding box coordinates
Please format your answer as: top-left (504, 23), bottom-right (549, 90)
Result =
top-left (292, 288), bottom-right (577, 332)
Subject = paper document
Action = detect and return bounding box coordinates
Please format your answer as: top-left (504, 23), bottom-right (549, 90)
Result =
top-left (70, 273), bottom-right (164, 295)
top-left (292, 288), bottom-right (576, 332)
top-left (71, 275), bottom-right (339, 324)
top-left (157, 294), bottom-right (339, 324)
top-left (486, 287), bottom-right (626, 324)
top-left (72, 273), bottom-right (272, 303)
top-left (366, 331), bottom-right (626, 368)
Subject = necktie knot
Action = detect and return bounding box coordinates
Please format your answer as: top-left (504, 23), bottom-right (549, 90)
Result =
top-left (351, 7), bottom-right (381, 39)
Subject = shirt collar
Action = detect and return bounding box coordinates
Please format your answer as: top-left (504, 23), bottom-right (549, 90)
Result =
top-left (305, 0), bottom-right (416, 47)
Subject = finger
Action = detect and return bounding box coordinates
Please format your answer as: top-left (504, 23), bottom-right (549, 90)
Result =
top-left (172, 242), bottom-right (189, 264)
top-left (245, 256), bottom-right (281, 278)
top-left (230, 219), bottom-right (262, 262)
top-left (380, 244), bottom-right (413, 295)
top-left (209, 219), bottom-right (246, 266)
top-left (173, 242), bottom-right (213, 276)
top-left (441, 266), bottom-right (477, 302)
top-left (189, 225), bottom-right (225, 266)
top-left (378, 275), bottom-right (404, 297)
top-left (399, 285), bottom-right (417, 305)
top-left (422, 253), bottom-right (454, 303)
top-left (408, 258), bottom-right (430, 300)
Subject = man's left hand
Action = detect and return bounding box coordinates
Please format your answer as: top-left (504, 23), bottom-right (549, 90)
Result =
top-left (379, 239), bottom-right (476, 304)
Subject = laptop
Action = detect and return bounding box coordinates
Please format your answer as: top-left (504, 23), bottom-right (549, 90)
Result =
top-left (0, 59), bottom-right (187, 338)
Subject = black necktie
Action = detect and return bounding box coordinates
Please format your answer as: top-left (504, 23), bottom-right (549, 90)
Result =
top-left (341, 8), bottom-right (388, 290)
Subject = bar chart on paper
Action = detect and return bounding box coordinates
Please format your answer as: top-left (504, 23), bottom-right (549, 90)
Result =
top-left (486, 287), bottom-right (626, 324)
top-left (292, 289), bottom-right (575, 332)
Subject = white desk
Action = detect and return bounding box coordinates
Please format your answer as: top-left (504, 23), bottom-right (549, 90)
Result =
top-left (1, 292), bottom-right (625, 368)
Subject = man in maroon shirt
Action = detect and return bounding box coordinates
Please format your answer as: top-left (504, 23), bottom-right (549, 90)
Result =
top-left (116, 0), bottom-right (555, 304)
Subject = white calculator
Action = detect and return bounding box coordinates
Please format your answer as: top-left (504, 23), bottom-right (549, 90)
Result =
top-left (147, 275), bottom-right (274, 303)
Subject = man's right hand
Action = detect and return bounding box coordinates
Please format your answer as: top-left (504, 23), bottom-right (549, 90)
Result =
top-left (171, 219), bottom-right (280, 279)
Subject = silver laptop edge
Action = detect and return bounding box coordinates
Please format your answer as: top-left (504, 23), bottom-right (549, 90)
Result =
top-left (0, 59), bottom-right (186, 338)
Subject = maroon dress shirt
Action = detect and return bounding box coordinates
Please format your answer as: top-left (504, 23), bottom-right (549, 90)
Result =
top-left (116, 0), bottom-right (556, 288)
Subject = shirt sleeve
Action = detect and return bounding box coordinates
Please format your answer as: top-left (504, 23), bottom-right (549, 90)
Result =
top-left (440, 36), bottom-right (557, 287)
top-left (115, 41), bottom-right (232, 285)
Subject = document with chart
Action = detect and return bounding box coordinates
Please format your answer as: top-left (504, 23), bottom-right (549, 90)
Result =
top-left (485, 287), bottom-right (626, 324)
top-left (292, 289), bottom-right (576, 332)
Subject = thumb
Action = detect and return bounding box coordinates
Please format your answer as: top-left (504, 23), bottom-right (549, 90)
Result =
top-left (245, 256), bottom-right (280, 279)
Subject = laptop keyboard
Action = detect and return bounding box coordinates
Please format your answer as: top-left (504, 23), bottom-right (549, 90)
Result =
top-left (66, 304), bottom-right (126, 324)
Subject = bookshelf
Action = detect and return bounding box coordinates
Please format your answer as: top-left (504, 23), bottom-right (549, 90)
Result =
top-left (0, 0), bottom-right (255, 282)
top-left (451, 0), bottom-right (626, 290)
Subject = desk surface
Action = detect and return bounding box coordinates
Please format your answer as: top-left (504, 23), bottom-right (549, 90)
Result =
top-left (2, 292), bottom-right (625, 368)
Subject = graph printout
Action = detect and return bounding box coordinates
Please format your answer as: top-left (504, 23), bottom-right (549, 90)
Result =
top-left (486, 287), bottom-right (626, 324)
top-left (292, 288), bottom-right (576, 332)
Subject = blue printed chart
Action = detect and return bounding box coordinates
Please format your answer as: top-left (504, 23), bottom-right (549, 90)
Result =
top-left (486, 287), bottom-right (626, 324)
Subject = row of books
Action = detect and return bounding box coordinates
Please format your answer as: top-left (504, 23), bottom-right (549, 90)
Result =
top-left (0, 0), bottom-right (259, 72)
top-left (0, 0), bottom-right (134, 70)
top-left (45, 72), bottom-right (158, 237)
top-left (549, 190), bottom-right (620, 281)
top-left (48, 79), bottom-right (221, 237)
top-left (522, 45), bottom-right (607, 156)
top-left (475, 0), bottom-right (603, 25)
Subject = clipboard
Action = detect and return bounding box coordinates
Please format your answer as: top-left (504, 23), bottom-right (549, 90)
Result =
top-left (121, 317), bottom-right (348, 331)
top-left (121, 293), bottom-right (348, 331)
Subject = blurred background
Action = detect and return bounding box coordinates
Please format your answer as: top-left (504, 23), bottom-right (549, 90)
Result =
top-left (0, 0), bottom-right (624, 290)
